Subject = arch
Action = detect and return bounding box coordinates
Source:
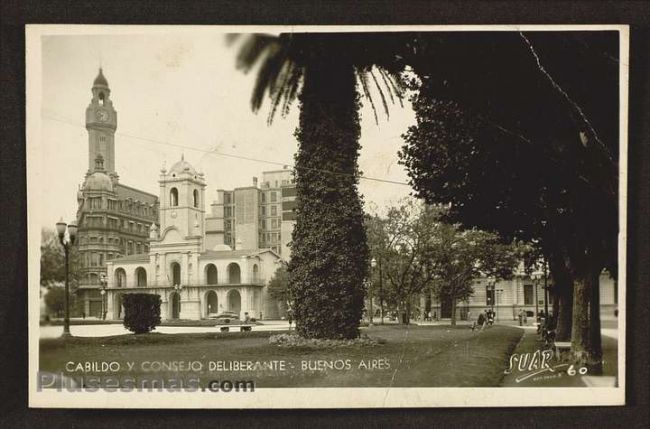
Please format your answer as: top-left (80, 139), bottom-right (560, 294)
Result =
top-left (252, 264), bottom-right (259, 283)
top-left (99, 92), bottom-right (105, 106)
top-left (160, 226), bottom-right (181, 242)
top-left (228, 263), bottom-right (241, 284)
top-left (193, 189), bottom-right (199, 208)
top-left (205, 290), bottom-right (218, 316)
top-left (169, 292), bottom-right (181, 319)
top-left (171, 262), bottom-right (181, 286)
top-left (114, 268), bottom-right (126, 288)
top-left (227, 289), bottom-right (241, 317)
top-left (205, 264), bottom-right (218, 285)
top-left (170, 187), bottom-right (179, 207)
top-left (113, 293), bottom-right (124, 319)
top-left (135, 267), bottom-right (147, 287)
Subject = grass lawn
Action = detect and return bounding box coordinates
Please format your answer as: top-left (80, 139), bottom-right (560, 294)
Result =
top-left (40, 325), bottom-right (522, 388)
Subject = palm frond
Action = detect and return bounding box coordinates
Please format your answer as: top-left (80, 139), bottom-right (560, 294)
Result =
top-left (356, 70), bottom-right (379, 124)
top-left (250, 46), bottom-right (288, 113)
top-left (379, 68), bottom-right (406, 108)
top-left (369, 67), bottom-right (390, 119)
top-left (231, 34), bottom-right (280, 73)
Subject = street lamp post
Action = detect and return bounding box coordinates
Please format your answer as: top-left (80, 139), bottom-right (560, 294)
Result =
top-left (543, 261), bottom-right (549, 318)
top-left (531, 270), bottom-right (543, 321)
top-left (369, 258), bottom-right (377, 326)
top-left (99, 273), bottom-right (107, 320)
top-left (55, 218), bottom-right (78, 337)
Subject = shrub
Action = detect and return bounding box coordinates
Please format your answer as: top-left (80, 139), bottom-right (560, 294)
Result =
top-left (122, 293), bottom-right (161, 334)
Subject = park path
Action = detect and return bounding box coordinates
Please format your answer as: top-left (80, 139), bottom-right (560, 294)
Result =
top-left (39, 320), bottom-right (291, 338)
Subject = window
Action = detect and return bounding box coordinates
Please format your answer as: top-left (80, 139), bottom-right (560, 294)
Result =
top-left (261, 206), bottom-right (266, 216)
top-left (271, 206), bottom-right (277, 216)
top-left (206, 264), bottom-right (218, 285)
top-left (270, 191), bottom-right (277, 203)
top-left (486, 286), bottom-right (495, 306)
top-left (261, 193), bottom-right (266, 203)
top-left (228, 263), bottom-right (241, 284)
top-left (224, 207), bottom-right (233, 217)
top-left (170, 188), bottom-right (179, 206)
top-left (271, 219), bottom-right (278, 228)
top-left (136, 267), bottom-right (147, 287)
top-left (524, 284), bottom-right (534, 305)
top-left (193, 189), bottom-right (199, 208)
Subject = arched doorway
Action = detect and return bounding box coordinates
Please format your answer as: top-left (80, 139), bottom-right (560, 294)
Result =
top-left (252, 264), bottom-right (259, 283)
top-left (115, 268), bottom-right (126, 288)
top-left (228, 263), bottom-right (241, 284)
top-left (205, 264), bottom-right (218, 285)
top-left (205, 290), bottom-right (218, 317)
top-left (171, 262), bottom-right (181, 286)
top-left (114, 293), bottom-right (124, 319)
top-left (170, 292), bottom-right (181, 319)
top-left (227, 289), bottom-right (241, 317)
top-left (135, 267), bottom-right (147, 287)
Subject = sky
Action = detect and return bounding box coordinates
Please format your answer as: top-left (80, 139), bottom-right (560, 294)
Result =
top-left (35, 30), bottom-right (417, 229)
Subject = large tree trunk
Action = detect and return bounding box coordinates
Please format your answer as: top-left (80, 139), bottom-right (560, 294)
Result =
top-left (288, 61), bottom-right (369, 339)
top-left (571, 268), bottom-right (603, 372)
top-left (450, 297), bottom-right (457, 326)
top-left (588, 270), bottom-right (603, 374)
top-left (549, 253), bottom-right (573, 341)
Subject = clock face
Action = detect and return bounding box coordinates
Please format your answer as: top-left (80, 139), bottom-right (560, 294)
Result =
top-left (96, 109), bottom-right (109, 122)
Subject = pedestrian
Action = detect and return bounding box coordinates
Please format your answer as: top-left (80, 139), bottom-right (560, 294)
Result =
top-left (474, 310), bottom-right (486, 331)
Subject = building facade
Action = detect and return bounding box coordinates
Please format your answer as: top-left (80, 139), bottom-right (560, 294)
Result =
top-left (75, 69), bottom-right (159, 318)
top-left (415, 270), bottom-right (617, 321)
top-left (205, 169), bottom-right (296, 258)
top-left (105, 158), bottom-right (282, 321)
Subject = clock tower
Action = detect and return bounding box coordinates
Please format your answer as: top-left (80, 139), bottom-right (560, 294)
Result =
top-left (85, 68), bottom-right (118, 178)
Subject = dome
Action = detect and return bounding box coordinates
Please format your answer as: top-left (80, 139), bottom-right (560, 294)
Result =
top-left (169, 156), bottom-right (197, 176)
top-left (84, 171), bottom-right (114, 192)
top-left (93, 68), bottom-right (109, 87)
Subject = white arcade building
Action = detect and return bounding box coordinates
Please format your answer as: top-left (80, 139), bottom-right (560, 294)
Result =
top-left (105, 157), bottom-right (282, 321)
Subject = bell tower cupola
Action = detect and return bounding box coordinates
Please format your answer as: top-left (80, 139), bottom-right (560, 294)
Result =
top-left (158, 156), bottom-right (207, 247)
top-left (86, 68), bottom-right (118, 179)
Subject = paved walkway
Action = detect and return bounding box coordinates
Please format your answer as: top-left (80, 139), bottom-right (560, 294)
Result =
top-left (39, 320), bottom-right (292, 339)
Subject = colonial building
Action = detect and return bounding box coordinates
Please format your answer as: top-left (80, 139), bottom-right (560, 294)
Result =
top-left (417, 270), bottom-right (617, 321)
top-left (105, 157), bottom-right (283, 321)
top-left (75, 69), bottom-right (158, 317)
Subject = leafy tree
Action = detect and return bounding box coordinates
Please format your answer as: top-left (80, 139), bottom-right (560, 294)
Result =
top-left (429, 225), bottom-right (520, 325)
top-left (268, 264), bottom-right (290, 303)
top-left (379, 200), bottom-right (441, 324)
top-left (400, 32), bottom-right (618, 368)
top-left (232, 33), bottom-right (408, 339)
top-left (44, 286), bottom-right (66, 317)
top-left (41, 228), bottom-right (81, 287)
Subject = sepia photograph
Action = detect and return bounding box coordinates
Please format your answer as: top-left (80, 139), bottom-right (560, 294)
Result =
top-left (26, 24), bottom-right (627, 408)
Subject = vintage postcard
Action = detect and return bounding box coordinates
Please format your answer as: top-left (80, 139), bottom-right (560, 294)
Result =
top-left (27, 24), bottom-right (628, 408)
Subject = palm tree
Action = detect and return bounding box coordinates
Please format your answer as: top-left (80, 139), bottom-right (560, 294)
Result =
top-left (231, 33), bottom-right (407, 339)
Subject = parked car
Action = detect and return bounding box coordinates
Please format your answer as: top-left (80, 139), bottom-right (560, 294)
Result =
top-left (209, 311), bottom-right (240, 324)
